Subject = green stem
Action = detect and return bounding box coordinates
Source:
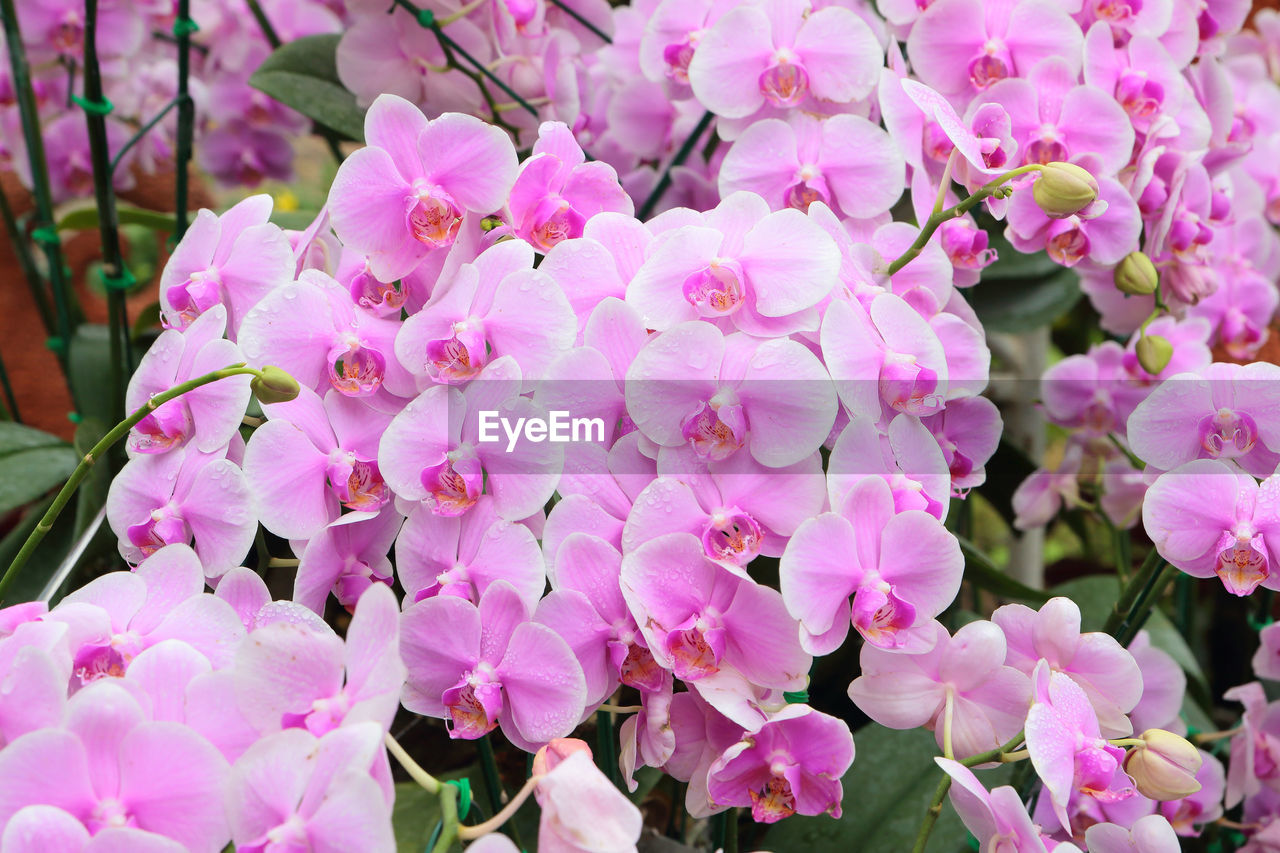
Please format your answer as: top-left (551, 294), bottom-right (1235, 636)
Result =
top-left (384, 733), bottom-right (441, 793)
top-left (597, 707), bottom-right (619, 787)
top-left (724, 807), bottom-right (738, 853)
top-left (887, 165), bottom-right (1044, 277)
top-left (110, 97), bottom-right (178, 174)
top-left (0, 364), bottom-right (263, 603)
top-left (636, 110), bottom-right (715, 221)
top-left (0, 0), bottom-right (76, 372)
top-left (0, 352), bottom-right (18, 421)
top-left (431, 783), bottom-right (459, 853)
top-left (173, 0), bottom-right (195, 239)
top-left (245, 0), bottom-right (281, 47)
top-left (82, 0), bottom-right (128, 422)
top-left (1114, 563), bottom-right (1178, 646)
top-left (1103, 547), bottom-right (1164, 636)
top-left (545, 0), bottom-right (611, 43)
top-left (476, 734), bottom-right (505, 815)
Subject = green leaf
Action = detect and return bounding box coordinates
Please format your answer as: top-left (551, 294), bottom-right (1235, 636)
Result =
top-left (959, 536), bottom-right (1050, 604)
top-left (392, 782), bottom-right (455, 853)
top-left (249, 35), bottom-right (366, 142)
top-left (67, 325), bottom-right (143, 426)
top-left (762, 725), bottom-right (1012, 853)
top-left (56, 203), bottom-right (177, 233)
top-left (977, 439), bottom-right (1038, 529)
top-left (0, 423), bottom-right (78, 516)
top-left (0, 492), bottom-right (78, 604)
top-left (1051, 575), bottom-right (1119, 632)
top-left (968, 267), bottom-right (1082, 333)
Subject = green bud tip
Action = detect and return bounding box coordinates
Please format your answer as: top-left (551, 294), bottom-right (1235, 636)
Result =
top-left (1136, 334), bottom-right (1173, 376)
top-left (251, 366), bottom-right (300, 404)
top-left (1032, 162), bottom-right (1100, 219)
top-left (1114, 251), bottom-right (1159, 296)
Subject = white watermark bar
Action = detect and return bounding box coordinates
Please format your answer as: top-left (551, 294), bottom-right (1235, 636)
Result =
top-left (477, 410), bottom-right (607, 452)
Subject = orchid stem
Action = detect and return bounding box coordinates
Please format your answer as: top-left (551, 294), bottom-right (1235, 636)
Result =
top-left (942, 690), bottom-right (955, 760)
top-left (0, 364), bottom-right (265, 603)
top-left (887, 164), bottom-right (1043, 277)
top-left (458, 775), bottom-right (541, 840)
top-left (932, 149), bottom-right (957, 217)
top-left (173, 0), bottom-right (195, 239)
top-left (384, 733), bottom-right (441, 794)
top-left (636, 110), bottom-right (715, 221)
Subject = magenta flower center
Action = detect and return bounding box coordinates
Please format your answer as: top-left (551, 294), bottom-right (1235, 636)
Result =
top-left (132, 401), bottom-right (192, 454)
top-left (406, 185), bottom-right (464, 248)
top-left (421, 450), bottom-right (482, 516)
top-left (168, 268), bottom-right (223, 329)
top-left (785, 169), bottom-right (829, 212)
top-left (1116, 72), bottom-right (1164, 120)
top-left (852, 582), bottom-right (917, 648)
top-left (126, 504), bottom-right (191, 556)
top-left (73, 632), bottom-right (144, 685)
top-left (665, 613), bottom-right (725, 680)
top-left (701, 508), bottom-right (764, 567)
top-left (680, 398), bottom-right (747, 461)
top-left (1026, 130), bottom-right (1070, 165)
top-left (663, 36), bottom-right (698, 84)
top-left (682, 260), bottom-right (746, 317)
top-left (327, 338), bottom-right (387, 397)
top-left (327, 451), bottom-right (390, 511)
top-left (759, 56), bottom-right (810, 107)
top-left (1198, 407), bottom-right (1259, 459)
top-left (426, 325), bottom-right (487, 384)
top-left (1214, 528), bottom-right (1270, 596)
top-left (614, 641), bottom-right (665, 692)
top-left (967, 42), bottom-right (1011, 89)
top-left (1092, 0), bottom-right (1142, 24)
top-left (749, 775), bottom-right (797, 823)
top-left (87, 797), bottom-right (135, 834)
top-left (349, 269), bottom-right (405, 316)
top-left (443, 672), bottom-right (503, 739)
top-left (1046, 220), bottom-right (1090, 267)
top-left (879, 352), bottom-right (943, 416)
top-left (529, 197), bottom-right (584, 251)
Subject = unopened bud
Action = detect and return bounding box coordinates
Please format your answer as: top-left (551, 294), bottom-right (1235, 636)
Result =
top-left (1032, 162), bottom-right (1099, 219)
top-left (251, 365), bottom-right (300, 404)
top-left (532, 737), bottom-right (592, 776)
top-left (1136, 334), bottom-right (1173, 375)
top-left (1115, 251), bottom-right (1159, 296)
top-left (1123, 729), bottom-right (1202, 800)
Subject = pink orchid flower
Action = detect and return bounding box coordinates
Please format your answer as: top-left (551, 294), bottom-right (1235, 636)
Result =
top-left (825, 413), bottom-right (953, 521)
top-left (624, 321), bottom-right (838, 468)
top-left (1084, 814), bottom-right (1182, 853)
top-left (395, 496), bottom-right (544, 610)
top-left (620, 532), bottom-right (810, 698)
top-left (921, 396), bottom-right (1003, 495)
top-left (395, 239), bottom-right (576, 386)
top-left (158, 195), bottom-right (294, 338)
top-left (225, 723), bottom-right (394, 853)
top-left (238, 271), bottom-right (416, 400)
top-left (400, 580), bottom-right (587, 751)
top-left (1143, 460), bottom-right (1280, 596)
top-left (294, 507), bottom-right (403, 614)
top-left (626, 191), bottom-right (840, 336)
top-left (849, 621), bottom-right (1031, 759)
top-left (124, 306), bottom-right (249, 457)
top-left (992, 596), bottom-right (1143, 736)
top-left (1127, 362), bottom-right (1280, 478)
top-left (232, 583), bottom-right (405, 736)
top-left (936, 758), bottom-right (1051, 852)
top-left (687, 0), bottom-right (880, 120)
top-left (718, 114), bottom-right (905, 219)
top-left (105, 447), bottom-right (256, 576)
top-left (242, 386), bottom-right (395, 540)
top-left (534, 749), bottom-right (644, 852)
top-left (378, 357), bottom-right (564, 520)
top-left (509, 122), bottom-right (634, 251)
top-left (781, 475), bottom-right (963, 655)
top-left (0, 680), bottom-right (230, 851)
top-left (1027, 661), bottom-right (1136, 834)
top-left (328, 94), bottom-right (518, 282)
top-left (706, 705), bottom-right (854, 823)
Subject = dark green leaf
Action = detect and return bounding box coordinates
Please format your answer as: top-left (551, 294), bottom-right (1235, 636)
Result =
top-left (959, 536), bottom-right (1050, 604)
top-left (72, 418), bottom-right (112, 538)
top-left (968, 267), bottom-right (1082, 334)
top-left (67, 324), bottom-right (142, 426)
top-left (1051, 575), bottom-right (1119, 632)
top-left (0, 423), bottom-right (77, 516)
top-left (249, 35), bottom-right (366, 142)
top-left (762, 725), bottom-right (1012, 853)
top-left (0, 493), bottom-right (77, 604)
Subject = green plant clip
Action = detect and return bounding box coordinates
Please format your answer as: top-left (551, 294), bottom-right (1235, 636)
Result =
top-left (172, 17), bottom-right (200, 37)
top-left (98, 266), bottom-right (138, 292)
top-left (446, 778), bottom-right (472, 820)
top-left (417, 7), bottom-right (436, 27)
top-left (782, 690), bottom-right (808, 703)
top-left (31, 226), bottom-right (60, 246)
top-left (70, 94), bottom-right (114, 116)
top-left (44, 336), bottom-right (67, 354)
top-left (67, 411), bottom-right (82, 424)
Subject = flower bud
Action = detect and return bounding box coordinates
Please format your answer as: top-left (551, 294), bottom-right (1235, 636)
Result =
top-left (251, 365), bottom-right (300, 404)
top-left (1114, 251), bottom-right (1159, 296)
top-left (1123, 729), bottom-right (1202, 800)
top-left (1135, 334), bottom-right (1173, 375)
top-left (1032, 162), bottom-right (1099, 219)
top-left (532, 737), bottom-right (592, 776)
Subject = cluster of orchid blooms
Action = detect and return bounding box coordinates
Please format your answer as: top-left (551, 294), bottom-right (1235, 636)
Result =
top-left (4, 0), bottom-right (1280, 850)
top-left (0, 0), bottom-right (346, 193)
